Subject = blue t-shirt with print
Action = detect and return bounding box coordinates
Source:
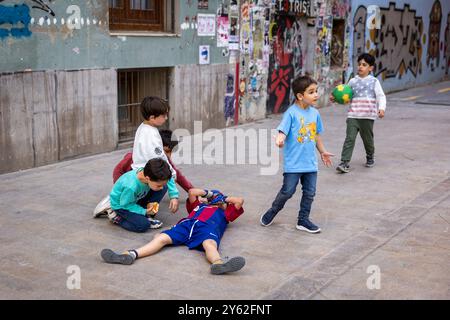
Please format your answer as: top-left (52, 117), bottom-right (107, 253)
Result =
top-left (277, 104), bottom-right (323, 173)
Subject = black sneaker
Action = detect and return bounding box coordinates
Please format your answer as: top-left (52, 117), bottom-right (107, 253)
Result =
top-left (260, 211), bottom-right (276, 226)
top-left (336, 161), bottom-right (350, 173)
top-left (296, 219), bottom-right (321, 233)
top-left (365, 157), bottom-right (375, 168)
top-left (210, 256), bottom-right (246, 275)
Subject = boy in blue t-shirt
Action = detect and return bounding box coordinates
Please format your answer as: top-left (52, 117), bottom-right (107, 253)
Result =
top-left (260, 75), bottom-right (334, 233)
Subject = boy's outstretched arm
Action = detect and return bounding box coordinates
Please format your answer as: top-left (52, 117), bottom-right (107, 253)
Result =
top-left (316, 135), bottom-right (334, 167)
top-left (225, 196), bottom-right (244, 210)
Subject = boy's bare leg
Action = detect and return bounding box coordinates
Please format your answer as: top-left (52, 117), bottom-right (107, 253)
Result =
top-left (202, 239), bottom-right (246, 275)
top-left (202, 239), bottom-right (222, 264)
top-left (101, 233), bottom-right (172, 265)
top-left (136, 233), bottom-right (173, 258)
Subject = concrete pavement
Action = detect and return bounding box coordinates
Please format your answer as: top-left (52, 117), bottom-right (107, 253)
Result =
top-left (1, 80), bottom-right (450, 299)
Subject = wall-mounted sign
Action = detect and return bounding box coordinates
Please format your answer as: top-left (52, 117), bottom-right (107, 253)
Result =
top-left (275, 0), bottom-right (315, 16)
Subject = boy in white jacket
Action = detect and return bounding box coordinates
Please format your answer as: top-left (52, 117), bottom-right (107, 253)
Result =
top-left (332, 53), bottom-right (386, 173)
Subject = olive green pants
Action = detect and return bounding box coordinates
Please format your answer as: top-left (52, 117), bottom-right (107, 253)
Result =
top-left (340, 118), bottom-right (374, 162)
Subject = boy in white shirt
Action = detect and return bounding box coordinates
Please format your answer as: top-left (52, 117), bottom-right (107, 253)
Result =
top-left (93, 97), bottom-right (179, 227)
top-left (130, 96), bottom-right (180, 214)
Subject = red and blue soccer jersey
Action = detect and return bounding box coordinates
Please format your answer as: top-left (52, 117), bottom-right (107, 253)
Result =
top-left (162, 198), bottom-right (244, 250)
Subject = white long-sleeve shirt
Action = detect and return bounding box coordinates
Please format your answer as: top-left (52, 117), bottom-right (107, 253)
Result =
top-left (348, 75), bottom-right (386, 120)
top-left (131, 123), bottom-right (179, 199)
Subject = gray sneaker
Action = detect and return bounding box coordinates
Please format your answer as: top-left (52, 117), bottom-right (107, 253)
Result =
top-left (336, 162), bottom-right (350, 173)
top-left (211, 256), bottom-right (246, 275)
top-left (101, 249), bottom-right (135, 265)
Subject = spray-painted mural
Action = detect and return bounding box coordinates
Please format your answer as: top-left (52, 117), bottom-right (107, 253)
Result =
top-left (267, 15), bottom-right (304, 114)
top-left (353, 3), bottom-right (424, 79)
top-left (0, 0), bottom-right (55, 15)
top-left (352, 0), bottom-right (450, 88)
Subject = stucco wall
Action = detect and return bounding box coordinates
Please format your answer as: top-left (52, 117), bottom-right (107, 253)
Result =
top-left (0, 0), bottom-right (228, 72)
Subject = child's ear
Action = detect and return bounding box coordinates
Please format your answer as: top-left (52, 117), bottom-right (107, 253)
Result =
top-left (296, 93), bottom-right (303, 100)
top-left (144, 176), bottom-right (152, 184)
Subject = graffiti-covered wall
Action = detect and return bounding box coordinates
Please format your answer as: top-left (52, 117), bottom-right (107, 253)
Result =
top-left (314, 0), bottom-right (352, 107)
top-left (350, 0), bottom-right (450, 92)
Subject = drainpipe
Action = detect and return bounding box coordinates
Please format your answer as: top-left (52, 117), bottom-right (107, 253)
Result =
top-left (234, 61), bottom-right (240, 125)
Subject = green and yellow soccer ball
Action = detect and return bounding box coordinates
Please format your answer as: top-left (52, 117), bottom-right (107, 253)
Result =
top-left (332, 84), bottom-right (353, 104)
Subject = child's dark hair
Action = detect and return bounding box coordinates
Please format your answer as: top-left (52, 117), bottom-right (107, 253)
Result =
top-left (143, 158), bottom-right (171, 182)
top-left (159, 129), bottom-right (179, 150)
top-left (292, 75), bottom-right (318, 96)
top-left (358, 53), bottom-right (375, 66)
top-left (140, 96), bottom-right (170, 120)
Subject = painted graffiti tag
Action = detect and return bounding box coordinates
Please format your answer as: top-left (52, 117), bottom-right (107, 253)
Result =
top-left (354, 3), bottom-right (424, 79)
top-left (0, 0), bottom-right (55, 16)
top-left (0, 0), bottom-right (55, 39)
top-left (0, 4), bottom-right (31, 39)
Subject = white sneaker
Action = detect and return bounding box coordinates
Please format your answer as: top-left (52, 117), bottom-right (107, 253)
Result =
top-left (107, 210), bottom-right (121, 224)
top-left (148, 217), bottom-right (163, 229)
top-left (93, 195), bottom-right (112, 218)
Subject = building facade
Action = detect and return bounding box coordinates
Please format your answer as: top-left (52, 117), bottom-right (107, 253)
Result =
top-left (0, 0), bottom-right (232, 173)
top-left (1, 0), bottom-right (449, 174)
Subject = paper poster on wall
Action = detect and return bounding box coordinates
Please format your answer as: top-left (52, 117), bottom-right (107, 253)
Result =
top-left (240, 22), bottom-right (251, 54)
top-left (229, 16), bottom-right (239, 50)
top-left (199, 45), bottom-right (210, 64)
top-left (198, 0), bottom-right (209, 9)
top-left (217, 15), bottom-right (230, 47)
top-left (197, 14), bottom-right (216, 36)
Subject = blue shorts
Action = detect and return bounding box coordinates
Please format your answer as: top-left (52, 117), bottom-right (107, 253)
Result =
top-left (162, 219), bottom-right (221, 251)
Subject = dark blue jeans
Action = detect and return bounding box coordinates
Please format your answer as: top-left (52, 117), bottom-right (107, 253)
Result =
top-left (265, 172), bottom-right (317, 223)
top-left (115, 185), bottom-right (168, 233)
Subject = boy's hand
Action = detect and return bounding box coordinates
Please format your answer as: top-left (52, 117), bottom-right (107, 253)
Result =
top-left (146, 202), bottom-right (159, 215)
top-left (169, 198), bottom-right (179, 213)
top-left (320, 151), bottom-right (335, 167)
top-left (378, 110), bottom-right (385, 118)
top-left (275, 132), bottom-right (286, 148)
top-left (329, 93), bottom-right (336, 103)
top-left (225, 196), bottom-right (244, 210)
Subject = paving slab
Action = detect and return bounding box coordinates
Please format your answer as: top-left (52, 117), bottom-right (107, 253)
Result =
top-left (1, 81), bottom-right (450, 299)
